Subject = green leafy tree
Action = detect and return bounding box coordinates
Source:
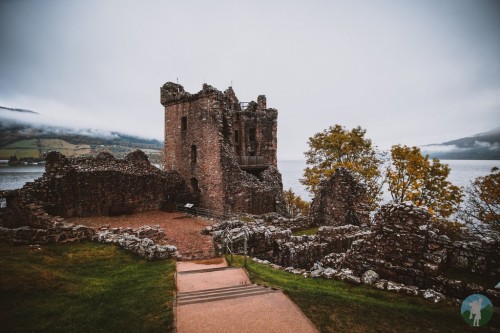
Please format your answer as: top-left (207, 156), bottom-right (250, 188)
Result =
top-left (386, 145), bottom-right (462, 218)
top-left (301, 125), bottom-right (384, 209)
top-left (282, 188), bottom-right (310, 218)
top-left (460, 167), bottom-right (500, 234)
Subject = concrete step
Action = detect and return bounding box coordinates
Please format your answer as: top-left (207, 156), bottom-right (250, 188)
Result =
top-left (177, 284), bottom-right (279, 306)
top-left (177, 266), bottom-right (237, 275)
top-left (179, 249), bottom-right (217, 261)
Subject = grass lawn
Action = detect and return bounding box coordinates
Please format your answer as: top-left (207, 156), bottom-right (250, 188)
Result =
top-left (228, 255), bottom-right (500, 333)
top-left (292, 227), bottom-right (319, 236)
top-left (0, 242), bottom-right (176, 333)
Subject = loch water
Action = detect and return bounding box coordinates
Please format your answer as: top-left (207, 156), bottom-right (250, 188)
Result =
top-left (1, 161), bottom-right (498, 202)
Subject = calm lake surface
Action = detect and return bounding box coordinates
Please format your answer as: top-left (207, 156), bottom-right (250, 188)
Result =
top-left (1, 161), bottom-right (498, 202)
top-left (0, 165), bottom-right (46, 191)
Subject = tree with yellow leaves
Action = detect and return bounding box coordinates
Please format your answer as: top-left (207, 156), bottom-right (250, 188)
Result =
top-left (460, 167), bottom-right (500, 234)
top-left (301, 125), bottom-right (384, 209)
top-left (386, 144), bottom-right (462, 218)
top-left (282, 188), bottom-right (310, 218)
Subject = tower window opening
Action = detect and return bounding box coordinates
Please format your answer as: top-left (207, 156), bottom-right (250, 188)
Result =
top-left (249, 128), bottom-right (256, 142)
top-left (234, 130), bottom-right (239, 143)
top-left (181, 117), bottom-right (187, 131)
top-left (191, 145), bottom-right (197, 164)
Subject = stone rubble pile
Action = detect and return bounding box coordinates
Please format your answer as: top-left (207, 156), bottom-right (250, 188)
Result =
top-left (95, 225), bottom-right (178, 260)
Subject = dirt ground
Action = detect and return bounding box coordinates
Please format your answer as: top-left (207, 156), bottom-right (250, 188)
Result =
top-left (67, 210), bottom-right (216, 259)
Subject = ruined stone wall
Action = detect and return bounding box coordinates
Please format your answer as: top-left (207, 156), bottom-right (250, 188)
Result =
top-left (161, 82), bottom-right (283, 215)
top-left (337, 202), bottom-right (500, 302)
top-left (205, 205), bottom-right (499, 303)
top-left (259, 214), bottom-right (315, 231)
top-left (2, 150), bottom-right (190, 223)
top-left (342, 203), bottom-right (447, 284)
top-left (0, 191), bottom-right (96, 244)
top-left (310, 168), bottom-right (370, 226)
top-left (206, 220), bottom-right (366, 269)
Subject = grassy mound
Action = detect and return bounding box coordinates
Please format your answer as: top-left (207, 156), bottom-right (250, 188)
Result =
top-left (0, 242), bottom-right (176, 333)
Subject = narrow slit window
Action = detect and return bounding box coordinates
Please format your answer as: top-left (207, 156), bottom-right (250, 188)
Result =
top-left (181, 116), bottom-right (187, 131)
top-left (249, 128), bottom-right (256, 142)
top-left (234, 130), bottom-right (239, 143)
top-left (191, 145), bottom-right (197, 164)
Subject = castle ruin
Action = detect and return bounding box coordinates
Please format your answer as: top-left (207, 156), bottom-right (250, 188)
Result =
top-left (161, 82), bottom-right (284, 215)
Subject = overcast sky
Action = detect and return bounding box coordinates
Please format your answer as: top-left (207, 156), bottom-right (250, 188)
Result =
top-left (1, 0), bottom-right (499, 159)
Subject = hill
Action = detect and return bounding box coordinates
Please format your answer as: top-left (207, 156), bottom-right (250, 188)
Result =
top-left (421, 127), bottom-right (500, 160)
top-left (0, 116), bottom-right (163, 163)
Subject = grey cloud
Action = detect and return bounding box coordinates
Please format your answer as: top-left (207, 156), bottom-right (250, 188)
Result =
top-left (1, 0), bottom-right (500, 159)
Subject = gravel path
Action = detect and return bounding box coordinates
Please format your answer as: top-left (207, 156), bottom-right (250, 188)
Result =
top-left (67, 210), bottom-right (215, 259)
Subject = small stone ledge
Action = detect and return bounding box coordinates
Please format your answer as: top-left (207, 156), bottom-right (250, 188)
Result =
top-left (0, 224), bottom-right (95, 245)
top-left (94, 226), bottom-right (179, 260)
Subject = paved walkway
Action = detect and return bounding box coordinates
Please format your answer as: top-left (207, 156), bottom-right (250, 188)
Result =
top-left (175, 258), bottom-right (318, 333)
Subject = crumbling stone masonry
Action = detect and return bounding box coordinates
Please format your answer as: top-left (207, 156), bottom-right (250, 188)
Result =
top-left (310, 168), bottom-right (370, 226)
top-left (0, 151), bottom-right (190, 260)
top-left (205, 201), bottom-right (500, 303)
top-left (0, 150), bottom-right (189, 252)
top-left (161, 82), bottom-right (284, 215)
top-left (205, 220), bottom-right (366, 269)
top-left (95, 225), bottom-right (179, 260)
top-left (3, 150), bottom-right (190, 221)
top-left (341, 203), bottom-right (448, 284)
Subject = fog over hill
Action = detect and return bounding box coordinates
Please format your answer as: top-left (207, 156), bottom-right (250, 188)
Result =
top-left (422, 127), bottom-right (500, 160)
top-left (0, 107), bottom-right (162, 162)
top-left (0, 108), bottom-right (162, 149)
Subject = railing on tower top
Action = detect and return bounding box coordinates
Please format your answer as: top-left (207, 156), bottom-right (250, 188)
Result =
top-left (236, 156), bottom-right (268, 170)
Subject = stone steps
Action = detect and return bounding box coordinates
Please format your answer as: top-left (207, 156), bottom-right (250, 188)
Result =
top-left (179, 247), bottom-right (217, 261)
top-left (176, 284), bottom-right (279, 306)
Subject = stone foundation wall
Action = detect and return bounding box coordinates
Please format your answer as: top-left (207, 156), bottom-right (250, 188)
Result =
top-left (206, 220), bottom-right (367, 269)
top-left (0, 198), bottom-right (95, 244)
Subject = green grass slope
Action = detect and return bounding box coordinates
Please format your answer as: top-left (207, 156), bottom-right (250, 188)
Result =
top-left (0, 242), bottom-right (176, 333)
top-left (0, 139), bottom-right (92, 159)
top-left (228, 255), bottom-right (500, 333)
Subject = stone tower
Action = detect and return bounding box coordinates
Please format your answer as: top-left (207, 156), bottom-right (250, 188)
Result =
top-left (161, 82), bottom-right (283, 215)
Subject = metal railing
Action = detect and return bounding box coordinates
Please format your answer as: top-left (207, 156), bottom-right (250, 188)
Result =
top-left (221, 226), bottom-right (249, 266)
top-left (175, 203), bottom-right (229, 220)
